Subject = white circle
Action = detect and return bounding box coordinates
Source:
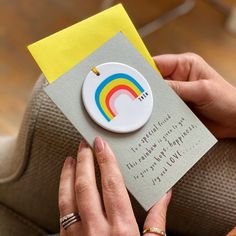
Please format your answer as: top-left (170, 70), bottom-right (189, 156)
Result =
top-left (82, 62), bottom-right (153, 133)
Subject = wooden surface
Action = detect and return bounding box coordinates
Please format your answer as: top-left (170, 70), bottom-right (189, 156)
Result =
top-left (0, 0), bottom-right (236, 135)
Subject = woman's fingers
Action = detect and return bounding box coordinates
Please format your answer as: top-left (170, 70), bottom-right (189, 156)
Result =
top-left (154, 54), bottom-right (184, 80)
top-left (166, 80), bottom-right (211, 105)
top-left (58, 157), bottom-right (81, 235)
top-left (143, 190), bottom-right (172, 235)
top-left (153, 53), bottom-right (204, 81)
top-left (94, 137), bottom-right (136, 225)
top-left (75, 140), bottom-right (105, 228)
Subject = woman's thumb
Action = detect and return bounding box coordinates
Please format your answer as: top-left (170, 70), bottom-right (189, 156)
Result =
top-left (143, 190), bottom-right (172, 235)
top-left (167, 80), bottom-right (205, 104)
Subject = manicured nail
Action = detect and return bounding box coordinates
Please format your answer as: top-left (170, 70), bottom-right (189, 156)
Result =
top-left (79, 140), bottom-right (88, 152)
top-left (95, 136), bottom-right (104, 153)
top-left (64, 156), bottom-right (74, 167)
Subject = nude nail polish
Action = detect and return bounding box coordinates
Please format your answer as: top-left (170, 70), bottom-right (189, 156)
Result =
top-left (79, 140), bottom-right (88, 151)
top-left (64, 156), bottom-right (73, 166)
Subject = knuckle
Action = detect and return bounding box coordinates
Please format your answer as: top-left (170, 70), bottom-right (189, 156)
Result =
top-left (58, 197), bottom-right (70, 213)
top-left (112, 225), bottom-right (130, 236)
top-left (198, 79), bottom-right (213, 100)
top-left (184, 52), bottom-right (204, 67)
top-left (88, 227), bottom-right (107, 236)
top-left (75, 178), bottom-right (91, 194)
top-left (199, 79), bottom-right (211, 92)
top-left (81, 205), bottom-right (97, 220)
top-left (97, 150), bottom-right (115, 165)
top-left (115, 229), bottom-right (129, 236)
top-left (103, 175), bottom-right (121, 193)
top-left (97, 153), bottom-right (110, 164)
top-left (185, 52), bottom-right (202, 62)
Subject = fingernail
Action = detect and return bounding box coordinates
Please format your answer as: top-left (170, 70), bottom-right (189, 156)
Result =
top-left (79, 140), bottom-right (88, 152)
top-left (64, 156), bottom-right (74, 167)
top-left (94, 136), bottom-right (104, 153)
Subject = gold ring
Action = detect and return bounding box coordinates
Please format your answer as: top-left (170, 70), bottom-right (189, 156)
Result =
top-left (143, 227), bottom-right (166, 236)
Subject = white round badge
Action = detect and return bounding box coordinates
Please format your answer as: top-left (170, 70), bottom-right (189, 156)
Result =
top-left (82, 62), bottom-right (153, 133)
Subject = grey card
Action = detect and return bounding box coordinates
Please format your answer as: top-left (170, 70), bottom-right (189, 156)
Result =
top-left (45, 32), bottom-right (217, 211)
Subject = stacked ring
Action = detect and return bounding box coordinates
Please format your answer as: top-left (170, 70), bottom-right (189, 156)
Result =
top-left (60, 212), bottom-right (81, 230)
top-left (143, 227), bottom-right (166, 236)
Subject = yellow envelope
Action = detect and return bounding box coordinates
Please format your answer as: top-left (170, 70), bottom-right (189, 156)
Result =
top-left (28, 4), bottom-right (158, 84)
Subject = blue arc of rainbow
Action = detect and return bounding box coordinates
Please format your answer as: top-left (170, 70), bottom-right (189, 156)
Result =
top-left (95, 73), bottom-right (145, 122)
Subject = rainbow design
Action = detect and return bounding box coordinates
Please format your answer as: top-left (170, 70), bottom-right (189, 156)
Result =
top-left (95, 73), bottom-right (145, 122)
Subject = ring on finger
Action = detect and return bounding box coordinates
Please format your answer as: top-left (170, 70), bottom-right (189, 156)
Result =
top-left (143, 227), bottom-right (166, 236)
top-left (60, 212), bottom-right (81, 230)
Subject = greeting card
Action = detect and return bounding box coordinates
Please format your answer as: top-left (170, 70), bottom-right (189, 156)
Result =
top-left (44, 33), bottom-right (217, 210)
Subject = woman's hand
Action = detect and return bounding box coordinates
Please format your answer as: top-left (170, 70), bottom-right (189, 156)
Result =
top-left (154, 53), bottom-right (236, 138)
top-left (58, 137), bottom-right (171, 236)
top-left (143, 191), bottom-right (172, 236)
